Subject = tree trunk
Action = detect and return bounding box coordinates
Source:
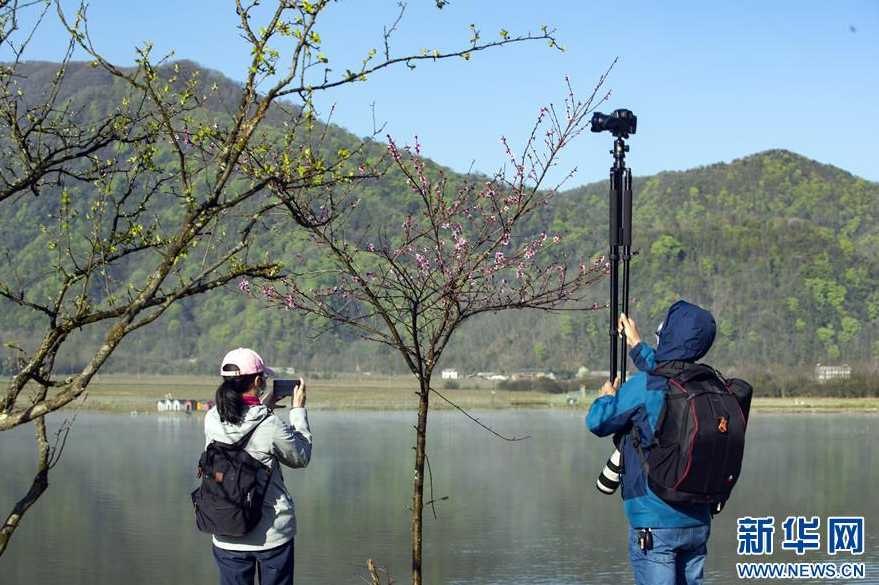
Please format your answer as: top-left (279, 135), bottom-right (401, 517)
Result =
top-left (0, 468), bottom-right (48, 556)
top-left (411, 385), bottom-right (430, 585)
top-left (0, 418), bottom-right (50, 557)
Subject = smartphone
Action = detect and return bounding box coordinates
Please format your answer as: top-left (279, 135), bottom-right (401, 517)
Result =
top-left (273, 379), bottom-right (301, 398)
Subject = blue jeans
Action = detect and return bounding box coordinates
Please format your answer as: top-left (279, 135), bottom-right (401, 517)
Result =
top-left (212, 540), bottom-right (295, 585)
top-left (628, 525), bottom-right (710, 585)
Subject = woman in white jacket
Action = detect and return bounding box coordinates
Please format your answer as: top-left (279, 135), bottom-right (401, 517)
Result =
top-left (206, 347), bottom-right (312, 585)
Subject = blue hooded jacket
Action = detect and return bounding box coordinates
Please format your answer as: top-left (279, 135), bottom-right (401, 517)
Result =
top-left (587, 300), bottom-right (717, 528)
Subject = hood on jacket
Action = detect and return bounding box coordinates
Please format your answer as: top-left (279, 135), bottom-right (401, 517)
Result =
top-left (213, 403), bottom-right (270, 443)
top-left (653, 300), bottom-right (716, 362)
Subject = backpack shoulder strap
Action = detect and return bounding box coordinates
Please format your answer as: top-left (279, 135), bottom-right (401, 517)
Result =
top-left (630, 425), bottom-right (651, 469)
top-left (232, 413), bottom-right (271, 448)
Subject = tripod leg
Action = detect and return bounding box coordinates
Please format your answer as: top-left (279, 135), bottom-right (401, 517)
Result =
top-left (609, 246), bottom-right (619, 378)
top-left (608, 167), bottom-right (622, 379)
top-left (620, 168), bottom-right (633, 381)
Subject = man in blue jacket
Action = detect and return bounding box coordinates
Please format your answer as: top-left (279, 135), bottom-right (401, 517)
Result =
top-left (587, 300), bottom-right (717, 585)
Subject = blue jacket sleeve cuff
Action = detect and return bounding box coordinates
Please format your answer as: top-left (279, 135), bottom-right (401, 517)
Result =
top-left (630, 342), bottom-right (656, 372)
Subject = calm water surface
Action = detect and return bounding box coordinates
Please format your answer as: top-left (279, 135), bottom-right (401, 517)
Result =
top-left (1, 410), bottom-right (878, 584)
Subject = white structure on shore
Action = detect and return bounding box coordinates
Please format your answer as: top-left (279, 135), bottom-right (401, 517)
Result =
top-left (814, 364), bottom-right (851, 383)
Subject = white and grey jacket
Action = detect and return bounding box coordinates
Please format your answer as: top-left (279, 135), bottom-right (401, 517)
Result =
top-left (204, 404), bottom-right (312, 550)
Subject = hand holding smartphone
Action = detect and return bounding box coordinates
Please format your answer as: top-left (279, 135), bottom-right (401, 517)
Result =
top-left (273, 378), bottom-right (306, 408)
top-left (273, 379), bottom-right (301, 398)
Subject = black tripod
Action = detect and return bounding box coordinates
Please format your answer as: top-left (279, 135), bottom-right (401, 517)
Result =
top-left (591, 109), bottom-right (637, 383)
top-left (608, 136), bottom-right (633, 382)
top-left (591, 110), bottom-right (637, 497)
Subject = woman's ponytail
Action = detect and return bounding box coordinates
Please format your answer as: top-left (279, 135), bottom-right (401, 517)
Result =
top-left (215, 373), bottom-right (258, 424)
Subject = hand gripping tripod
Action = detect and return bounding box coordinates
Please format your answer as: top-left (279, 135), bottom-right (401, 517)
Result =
top-left (591, 109), bottom-right (637, 383)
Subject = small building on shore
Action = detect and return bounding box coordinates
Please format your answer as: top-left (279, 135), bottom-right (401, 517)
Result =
top-left (157, 398), bottom-right (214, 412)
top-left (511, 369), bottom-right (556, 381)
top-left (814, 364), bottom-right (851, 383)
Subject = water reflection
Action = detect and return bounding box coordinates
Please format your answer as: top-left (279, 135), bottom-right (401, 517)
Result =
top-left (1, 411), bottom-right (877, 584)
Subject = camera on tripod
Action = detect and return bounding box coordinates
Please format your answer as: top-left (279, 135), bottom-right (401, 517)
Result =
top-left (590, 109), bottom-right (637, 138)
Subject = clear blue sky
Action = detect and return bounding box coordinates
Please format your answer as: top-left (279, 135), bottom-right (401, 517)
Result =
top-left (13, 0), bottom-right (879, 188)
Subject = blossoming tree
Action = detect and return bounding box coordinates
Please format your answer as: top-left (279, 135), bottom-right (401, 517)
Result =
top-left (247, 72), bottom-right (614, 585)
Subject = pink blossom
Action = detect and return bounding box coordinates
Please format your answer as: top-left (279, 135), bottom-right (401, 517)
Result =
top-left (414, 253), bottom-right (431, 276)
top-left (387, 138), bottom-right (403, 162)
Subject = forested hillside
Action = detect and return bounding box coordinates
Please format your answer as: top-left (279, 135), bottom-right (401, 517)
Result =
top-left (2, 62), bottom-right (878, 377)
top-left (545, 150), bottom-right (879, 373)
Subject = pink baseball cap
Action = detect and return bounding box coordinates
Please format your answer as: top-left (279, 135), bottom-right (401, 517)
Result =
top-left (220, 348), bottom-right (275, 377)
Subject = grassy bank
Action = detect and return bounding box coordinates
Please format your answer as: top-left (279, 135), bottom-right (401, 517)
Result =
top-left (68, 373), bottom-right (568, 412)
top-left (50, 374), bottom-right (879, 413)
top-left (750, 396), bottom-right (879, 412)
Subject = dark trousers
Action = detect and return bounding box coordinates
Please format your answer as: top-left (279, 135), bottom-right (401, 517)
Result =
top-left (212, 540), bottom-right (295, 585)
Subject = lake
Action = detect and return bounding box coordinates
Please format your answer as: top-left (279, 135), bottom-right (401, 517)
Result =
top-left (1, 410), bottom-right (878, 584)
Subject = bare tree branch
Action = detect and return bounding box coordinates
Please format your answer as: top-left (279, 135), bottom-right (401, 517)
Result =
top-left (429, 386), bottom-right (528, 442)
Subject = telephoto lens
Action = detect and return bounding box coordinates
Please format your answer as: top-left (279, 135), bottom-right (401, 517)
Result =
top-left (596, 446), bottom-right (622, 494)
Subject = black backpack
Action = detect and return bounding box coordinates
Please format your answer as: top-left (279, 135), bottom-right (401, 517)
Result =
top-left (191, 416), bottom-right (274, 537)
top-left (631, 361), bottom-right (753, 507)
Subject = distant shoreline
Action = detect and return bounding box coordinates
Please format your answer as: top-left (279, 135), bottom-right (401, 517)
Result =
top-left (51, 374), bottom-right (879, 414)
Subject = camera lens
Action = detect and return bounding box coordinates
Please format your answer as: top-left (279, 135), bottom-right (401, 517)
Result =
top-left (590, 112), bottom-right (610, 133)
top-left (596, 447), bottom-right (622, 494)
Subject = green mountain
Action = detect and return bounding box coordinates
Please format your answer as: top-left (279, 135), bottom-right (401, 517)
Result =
top-left (546, 150), bottom-right (879, 371)
top-left (2, 62), bottom-right (878, 379)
